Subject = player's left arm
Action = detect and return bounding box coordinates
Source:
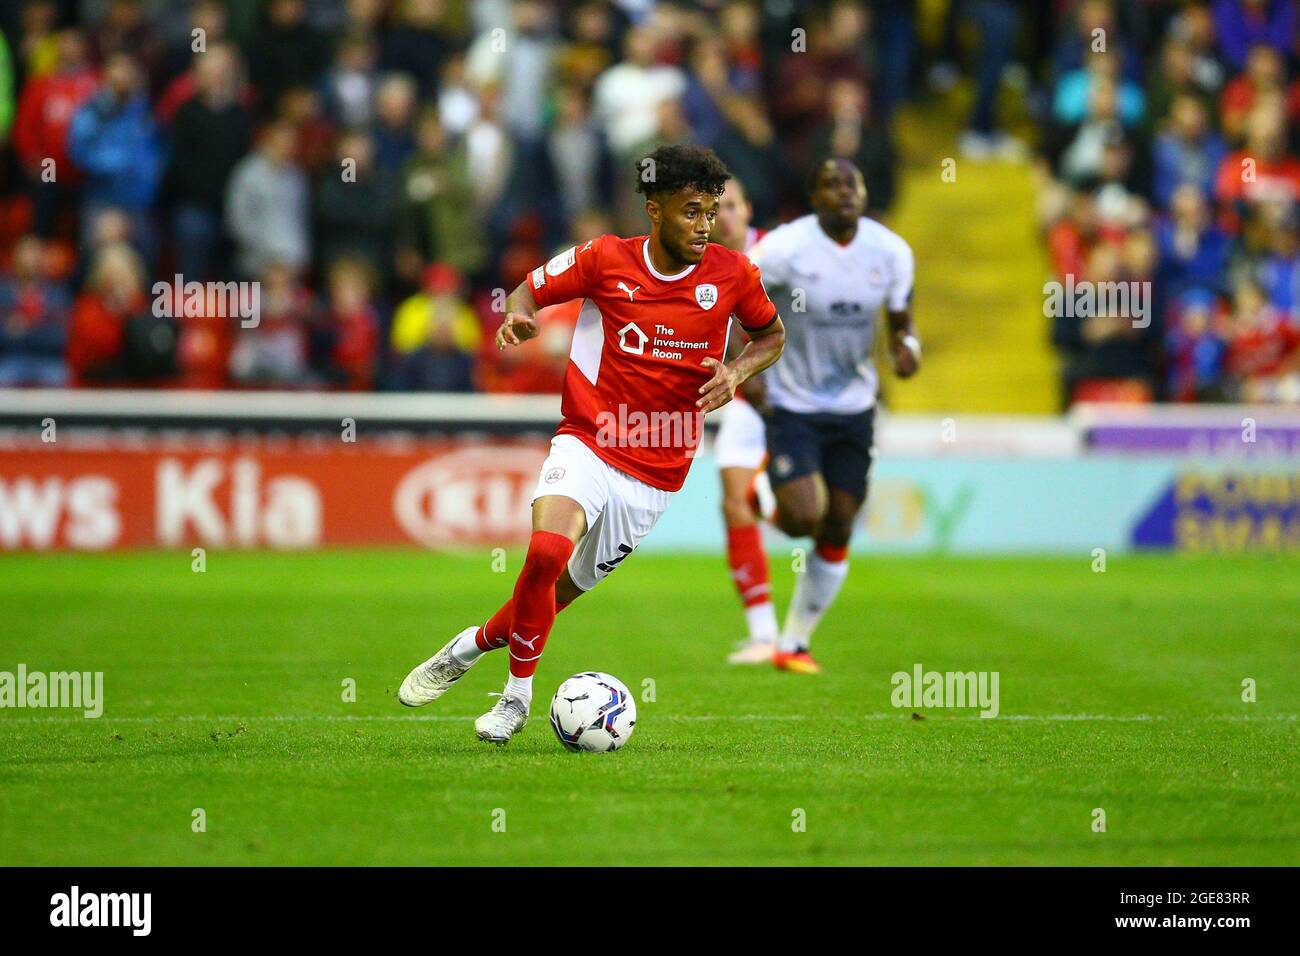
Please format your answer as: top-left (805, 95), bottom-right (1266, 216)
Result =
top-left (698, 317), bottom-right (785, 413)
top-left (885, 238), bottom-right (919, 378)
top-left (697, 252), bottom-right (785, 413)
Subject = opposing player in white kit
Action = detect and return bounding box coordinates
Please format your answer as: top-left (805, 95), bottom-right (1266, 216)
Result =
top-left (396, 145), bottom-right (785, 742)
top-left (709, 177), bottom-right (782, 664)
top-left (748, 157), bottom-right (920, 674)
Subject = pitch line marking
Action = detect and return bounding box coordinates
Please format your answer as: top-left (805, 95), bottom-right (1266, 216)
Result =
top-left (0, 713), bottom-right (1295, 724)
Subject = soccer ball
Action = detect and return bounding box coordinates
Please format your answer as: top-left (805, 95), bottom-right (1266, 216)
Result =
top-left (549, 672), bottom-right (637, 752)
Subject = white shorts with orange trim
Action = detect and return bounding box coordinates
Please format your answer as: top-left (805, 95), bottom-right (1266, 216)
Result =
top-left (531, 434), bottom-right (674, 592)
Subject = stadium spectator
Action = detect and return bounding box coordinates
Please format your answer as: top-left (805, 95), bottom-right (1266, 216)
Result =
top-left (555, 1), bottom-right (617, 92)
top-left (1165, 289), bottom-right (1229, 402)
top-left (770, 0), bottom-right (870, 171)
top-left (466, 0), bottom-right (554, 146)
top-left (16, 1), bottom-right (60, 80)
top-left (592, 24), bottom-right (685, 161)
top-left (1144, 33), bottom-right (1223, 136)
top-left (372, 73), bottom-right (419, 173)
top-left (92, 0), bottom-right (161, 85)
top-left (433, 52), bottom-right (477, 138)
top-left (379, 0), bottom-right (454, 100)
top-left (166, 43), bottom-right (253, 281)
top-left (959, 0), bottom-right (1025, 160)
top-left (1224, 274), bottom-right (1300, 401)
top-left (247, 0), bottom-right (330, 119)
top-left (1054, 78), bottom-right (1134, 187)
top-left (66, 241), bottom-right (162, 386)
top-left (1211, 0), bottom-right (1299, 73)
top-left (1254, 204), bottom-right (1300, 319)
top-left (1051, 242), bottom-right (1158, 406)
top-left (546, 83), bottom-right (613, 227)
top-left (387, 263), bottom-right (480, 392)
top-left (77, 207), bottom-right (137, 284)
top-left (12, 28), bottom-right (98, 237)
top-left (155, 0), bottom-right (233, 124)
top-left (1053, 39), bottom-right (1145, 129)
top-left (278, 85), bottom-right (335, 176)
top-left (1213, 101), bottom-right (1300, 214)
top-left (161, 277), bottom-right (233, 392)
top-left (1218, 44), bottom-right (1299, 143)
top-left (312, 256), bottom-right (379, 391)
top-left (808, 78), bottom-right (896, 218)
top-left (1152, 94), bottom-right (1227, 207)
top-left (0, 235), bottom-right (71, 386)
top-left (1155, 184), bottom-right (1232, 301)
top-left (67, 52), bottom-right (164, 262)
top-left (313, 127), bottom-right (399, 287)
top-left (395, 106), bottom-right (483, 285)
top-left (228, 260), bottom-right (313, 390)
top-left (319, 30), bottom-right (380, 130)
top-left (681, 33), bottom-right (777, 223)
top-left (225, 120), bottom-right (310, 279)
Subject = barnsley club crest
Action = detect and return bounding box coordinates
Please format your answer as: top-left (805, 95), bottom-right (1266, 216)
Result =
top-left (694, 283), bottom-right (718, 310)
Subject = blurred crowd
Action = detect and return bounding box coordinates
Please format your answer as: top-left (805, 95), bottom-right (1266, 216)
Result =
top-left (1038, 0), bottom-right (1300, 405)
top-left (2, 0), bottom-right (1296, 407)
top-left (0, 0), bottom-right (904, 392)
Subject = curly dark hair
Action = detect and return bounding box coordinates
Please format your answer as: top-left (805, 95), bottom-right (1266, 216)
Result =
top-left (634, 144), bottom-right (732, 199)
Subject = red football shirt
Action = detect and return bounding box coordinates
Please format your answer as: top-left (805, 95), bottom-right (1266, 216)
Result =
top-left (529, 234), bottom-right (777, 491)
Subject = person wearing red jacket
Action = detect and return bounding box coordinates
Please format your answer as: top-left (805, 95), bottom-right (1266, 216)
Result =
top-left (13, 29), bottom-right (99, 236)
top-left (66, 242), bottom-right (149, 386)
top-left (314, 258), bottom-right (379, 391)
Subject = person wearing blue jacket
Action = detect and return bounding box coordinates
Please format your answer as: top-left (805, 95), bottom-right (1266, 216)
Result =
top-left (68, 52), bottom-right (164, 264)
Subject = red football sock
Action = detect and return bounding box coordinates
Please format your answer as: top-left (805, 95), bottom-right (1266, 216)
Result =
top-left (476, 599), bottom-right (572, 651)
top-left (815, 541), bottom-right (849, 563)
top-left (507, 531), bottom-right (574, 678)
top-left (726, 523), bottom-right (772, 608)
top-left (476, 600), bottom-right (513, 651)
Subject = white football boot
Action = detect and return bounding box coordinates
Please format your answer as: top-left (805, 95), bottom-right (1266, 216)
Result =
top-left (398, 627), bottom-right (478, 707)
top-left (474, 694), bottom-right (530, 744)
top-left (727, 639), bottom-right (776, 665)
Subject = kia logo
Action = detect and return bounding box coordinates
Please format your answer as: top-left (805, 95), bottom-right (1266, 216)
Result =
top-left (393, 445), bottom-right (548, 547)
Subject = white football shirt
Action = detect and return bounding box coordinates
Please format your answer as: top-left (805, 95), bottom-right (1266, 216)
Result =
top-left (749, 214), bottom-right (914, 414)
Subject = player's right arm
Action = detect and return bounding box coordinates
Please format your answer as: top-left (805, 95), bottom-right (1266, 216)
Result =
top-left (733, 230), bottom-right (786, 411)
top-left (497, 281), bottom-right (540, 350)
top-left (497, 238), bottom-right (604, 351)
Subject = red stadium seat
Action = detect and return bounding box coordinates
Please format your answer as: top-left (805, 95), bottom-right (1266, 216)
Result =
top-left (1072, 379), bottom-right (1154, 404)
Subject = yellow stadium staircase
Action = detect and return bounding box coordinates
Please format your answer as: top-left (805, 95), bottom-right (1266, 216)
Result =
top-left (881, 97), bottom-right (1059, 414)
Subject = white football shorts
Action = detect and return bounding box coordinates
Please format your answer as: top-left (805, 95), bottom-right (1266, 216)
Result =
top-left (531, 434), bottom-right (674, 592)
top-left (713, 397), bottom-right (767, 470)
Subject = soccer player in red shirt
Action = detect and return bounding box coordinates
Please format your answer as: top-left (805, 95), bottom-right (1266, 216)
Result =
top-left (398, 145), bottom-right (786, 744)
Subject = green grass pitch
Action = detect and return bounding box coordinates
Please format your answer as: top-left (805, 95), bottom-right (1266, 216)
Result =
top-left (0, 549), bottom-right (1296, 866)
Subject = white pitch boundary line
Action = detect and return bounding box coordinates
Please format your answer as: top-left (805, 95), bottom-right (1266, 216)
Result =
top-left (0, 714), bottom-right (807, 724)
top-left (0, 713), bottom-right (1295, 724)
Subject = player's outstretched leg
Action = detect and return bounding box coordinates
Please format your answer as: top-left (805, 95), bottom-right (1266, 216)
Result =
top-left (397, 624), bottom-right (482, 706)
top-left (721, 466), bottom-right (778, 663)
top-left (397, 596), bottom-right (573, 707)
top-left (475, 529), bottom-right (575, 743)
top-left (774, 488), bottom-right (860, 674)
